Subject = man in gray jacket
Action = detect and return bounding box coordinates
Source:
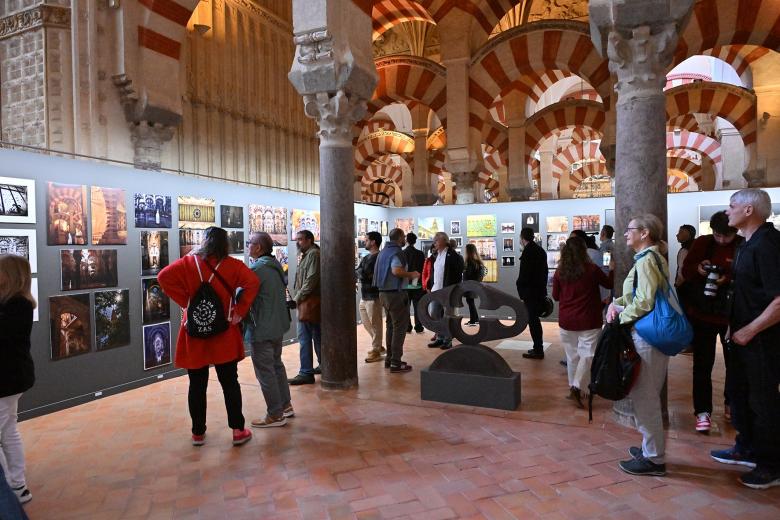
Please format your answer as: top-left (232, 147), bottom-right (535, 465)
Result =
top-left (245, 232), bottom-right (293, 428)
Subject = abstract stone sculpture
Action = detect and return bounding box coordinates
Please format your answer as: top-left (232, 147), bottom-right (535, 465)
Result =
top-left (418, 281), bottom-right (529, 410)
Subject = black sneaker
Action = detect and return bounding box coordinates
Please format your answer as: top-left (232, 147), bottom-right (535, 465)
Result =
top-left (312, 366), bottom-right (322, 375)
top-left (288, 374), bottom-right (315, 385)
top-left (12, 485), bottom-right (31, 504)
top-left (439, 341), bottom-right (452, 350)
top-left (559, 359), bottom-right (567, 367)
top-left (710, 446), bottom-right (757, 468)
top-left (739, 467), bottom-right (780, 490)
top-left (628, 446), bottom-right (642, 459)
top-left (427, 339), bottom-right (444, 348)
top-left (522, 350), bottom-right (544, 360)
top-left (618, 456), bottom-right (666, 476)
top-left (390, 362), bottom-right (412, 373)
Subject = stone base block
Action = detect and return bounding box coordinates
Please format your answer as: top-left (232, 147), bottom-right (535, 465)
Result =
top-left (420, 369), bottom-right (521, 411)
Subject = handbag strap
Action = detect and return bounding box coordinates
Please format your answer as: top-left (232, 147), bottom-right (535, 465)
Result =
top-left (203, 258), bottom-right (236, 320)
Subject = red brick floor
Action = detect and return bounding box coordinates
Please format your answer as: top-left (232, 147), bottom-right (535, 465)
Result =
top-left (19, 322), bottom-right (780, 519)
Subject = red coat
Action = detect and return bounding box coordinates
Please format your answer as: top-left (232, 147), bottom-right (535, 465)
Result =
top-left (158, 255), bottom-right (259, 369)
top-left (421, 256), bottom-right (433, 292)
top-left (552, 263), bottom-right (613, 331)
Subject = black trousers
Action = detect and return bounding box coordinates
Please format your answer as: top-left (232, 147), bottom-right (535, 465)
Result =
top-left (523, 299), bottom-right (544, 352)
top-left (729, 335), bottom-right (780, 471)
top-left (466, 297), bottom-right (479, 323)
top-left (691, 319), bottom-right (730, 415)
top-left (405, 288), bottom-right (424, 332)
top-left (187, 361), bottom-right (244, 435)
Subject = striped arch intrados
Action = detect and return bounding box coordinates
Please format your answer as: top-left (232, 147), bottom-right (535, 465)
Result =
top-left (371, 0), bottom-right (436, 41)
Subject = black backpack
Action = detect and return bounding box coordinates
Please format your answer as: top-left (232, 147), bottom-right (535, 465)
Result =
top-left (587, 321), bottom-right (641, 422)
top-left (186, 258), bottom-right (230, 338)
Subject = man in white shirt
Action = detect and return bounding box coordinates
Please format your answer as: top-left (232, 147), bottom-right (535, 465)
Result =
top-left (425, 232), bottom-right (464, 349)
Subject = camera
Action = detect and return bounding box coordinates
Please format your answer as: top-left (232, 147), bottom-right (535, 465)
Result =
top-left (702, 264), bottom-right (721, 297)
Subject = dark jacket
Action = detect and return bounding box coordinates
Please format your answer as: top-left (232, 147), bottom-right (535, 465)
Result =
top-left (403, 245), bottom-right (425, 275)
top-left (464, 260), bottom-right (484, 282)
top-left (426, 247), bottom-right (464, 291)
top-left (516, 240), bottom-right (548, 304)
top-left (244, 254), bottom-right (291, 342)
top-left (0, 296), bottom-right (35, 397)
top-left (355, 252), bottom-right (379, 300)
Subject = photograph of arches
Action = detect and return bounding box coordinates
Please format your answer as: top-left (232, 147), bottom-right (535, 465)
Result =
top-left (273, 246), bottom-right (289, 273)
top-left (179, 228), bottom-right (206, 257)
top-left (142, 278), bottom-right (170, 325)
top-left (248, 205), bottom-right (288, 245)
top-left (291, 209), bottom-right (321, 241)
top-left (50, 293), bottom-right (91, 360)
top-left (91, 186), bottom-right (128, 245)
top-left (482, 260), bottom-right (498, 283)
top-left (220, 205), bottom-right (244, 228)
top-left (177, 196), bottom-right (215, 229)
top-left (60, 249), bottom-right (118, 291)
top-left (227, 230), bottom-right (244, 254)
top-left (134, 193), bottom-right (172, 229)
top-left (141, 231), bottom-right (169, 276)
top-left (466, 214), bottom-right (497, 237)
top-left (143, 322), bottom-right (171, 371)
top-left (417, 217), bottom-right (444, 239)
top-left (0, 229), bottom-right (37, 272)
top-left (546, 216), bottom-right (569, 233)
top-left (468, 238), bottom-right (497, 260)
top-left (47, 182), bottom-right (87, 245)
top-left (394, 218), bottom-right (414, 235)
top-left (356, 217), bottom-right (368, 236)
top-left (94, 289), bottom-right (131, 351)
top-left (0, 176), bottom-right (35, 223)
top-left (573, 214), bottom-right (601, 233)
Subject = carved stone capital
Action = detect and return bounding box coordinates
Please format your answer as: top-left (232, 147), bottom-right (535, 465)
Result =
top-left (507, 186), bottom-right (536, 202)
top-left (0, 4), bottom-right (70, 41)
top-left (742, 168), bottom-right (767, 188)
top-left (607, 24), bottom-right (678, 103)
top-left (303, 90), bottom-right (368, 147)
top-left (452, 171), bottom-right (478, 205)
top-left (129, 122), bottom-right (176, 171)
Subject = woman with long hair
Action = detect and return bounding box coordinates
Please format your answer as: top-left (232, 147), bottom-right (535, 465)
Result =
top-left (463, 243), bottom-right (485, 326)
top-left (553, 237), bottom-right (613, 407)
top-left (0, 255), bottom-right (36, 505)
top-left (158, 227), bottom-right (259, 447)
top-left (607, 214), bottom-right (671, 477)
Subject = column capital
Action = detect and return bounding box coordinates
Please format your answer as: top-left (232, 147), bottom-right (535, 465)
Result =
top-left (129, 122), bottom-right (176, 171)
top-left (303, 90), bottom-right (368, 147)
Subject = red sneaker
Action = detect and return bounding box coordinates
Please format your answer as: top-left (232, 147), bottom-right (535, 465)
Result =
top-left (696, 412), bottom-right (711, 433)
top-left (192, 433), bottom-right (206, 446)
top-left (232, 428), bottom-right (252, 446)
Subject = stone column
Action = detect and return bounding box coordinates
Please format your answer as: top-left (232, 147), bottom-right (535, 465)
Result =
top-left (590, 0), bottom-right (694, 426)
top-left (504, 91), bottom-right (534, 201)
top-left (538, 139), bottom-right (557, 199)
top-left (289, 0), bottom-right (377, 389)
top-left (412, 129), bottom-right (437, 205)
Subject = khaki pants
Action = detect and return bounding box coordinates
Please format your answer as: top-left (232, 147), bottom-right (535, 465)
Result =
top-left (560, 328), bottom-right (601, 390)
top-left (359, 298), bottom-right (383, 354)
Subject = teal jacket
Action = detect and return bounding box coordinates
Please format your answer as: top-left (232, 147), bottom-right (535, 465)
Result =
top-left (244, 255), bottom-right (291, 342)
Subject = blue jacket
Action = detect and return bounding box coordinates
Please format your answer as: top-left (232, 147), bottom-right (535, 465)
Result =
top-left (374, 243), bottom-right (405, 292)
top-left (244, 255), bottom-right (291, 342)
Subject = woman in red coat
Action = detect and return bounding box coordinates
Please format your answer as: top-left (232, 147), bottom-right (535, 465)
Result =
top-left (158, 227), bottom-right (259, 446)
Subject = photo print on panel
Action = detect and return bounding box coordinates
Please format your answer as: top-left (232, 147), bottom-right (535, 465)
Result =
top-left (573, 214), bottom-right (601, 233)
top-left (417, 217), bottom-right (444, 240)
top-left (356, 217), bottom-right (368, 236)
top-left (220, 205), bottom-right (244, 228)
top-left (272, 246), bottom-right (289, 273)
top-left (521, 213), bottom-right (539, 233)
top-left (248, 205), bottom-right (288, 245)
top-left (143, 322), bottom-right (171, 370)
top-left (178, 196), bottom-right (216, 229)
top-left (546, 216), bottom-right (569, 233)
top-left (450, 220), bottom-right (461, 236)
top-left (466, 215), bottom-right (497, 237)
top-left (60, 249), bottom-right (118, 291)
top-left (291, 209), bottom-right (321, 241)
top-left (50, 293), bottom-right (91, 360)
top-left (134, 194), bottom-right (172, 228)
top-left (141, 231), bottom-right (169, 276)
top-left (91, 186), bottom-right (128, 245)
top-left (0, 176), bottom-right (35, 223)
top-left (179, 228), bottom-right (206, 257)
top-left (94, 289), bottom-right (131, 351)
top-left (0, 229), bottom-right (37, 272)
top-left (500, 222), bottom-right (516, 234)
top-left (394, 218), bottom-right (414, 235)
top-left (142, 278), bottom-right (170, 324)
top-left (468, 238), bottom-right (497, 260)
top-left (227, 231), bottom-right (244, 254)
top-left (47, 182), bottom-right (87, 245)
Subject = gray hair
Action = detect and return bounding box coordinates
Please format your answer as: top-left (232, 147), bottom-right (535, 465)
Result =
top-left (731, 188), bottom-right (772, 220)
top-left (251, 231), bottom-right (273, 254)
top-left (630, 214), bottom-right (664, 243)
top-left (433, 231), bottom-right (449, 243)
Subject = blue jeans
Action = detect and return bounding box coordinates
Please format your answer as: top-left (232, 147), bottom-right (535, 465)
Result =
top-left (297, 321), bottom-right (321, 375)
top-left (0, 465), bottom-right (28, 520)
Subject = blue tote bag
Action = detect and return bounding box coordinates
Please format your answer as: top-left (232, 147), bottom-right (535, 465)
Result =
top-left (632, 251), bottom-right (693, 356)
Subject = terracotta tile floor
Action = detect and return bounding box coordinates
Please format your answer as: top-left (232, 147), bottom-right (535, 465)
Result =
top-left (19, 322), bottom-right (780, 519)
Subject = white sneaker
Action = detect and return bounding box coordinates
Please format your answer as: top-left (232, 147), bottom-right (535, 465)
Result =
top-left (13, 485), bottom-right (32, 504)
top-left (696, 412), bottom-right (711, 432)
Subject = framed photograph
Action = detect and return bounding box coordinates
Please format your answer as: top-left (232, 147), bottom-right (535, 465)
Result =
top-left (356, 236), bottom-right (367, 249)
top-left (381, 221), bottom-right (389, 236)
top-left (698, 205), bottom-right (729, 235)
top-left (91, 186), bottom-right (128, 245)
top-left (0, 229), bottom-right (37, 272)
top-left (142, 278), bottom-right (170, 324)
top-left (94, 289), bottom-right (131, 351)
top-left (31, 278), bottom-right (38, 322)
top-left (368, 220), bottom-right (379, 233)
top-left (501, 222), bottom-right (515, 234)
top-left (179, 228), bottom-right (206, 257)
top-left (47, 182), bottom-right (87, 245)
top-left (141, 231), bottom-right (169, 276)
top-left (450, 220), bottom-right (461, 235)
top-left (220, 205), bottom-right (244, 228)
top-left (227, 230), bottom-right (244, 254)
top-left (534, 233), bottom-right (543, 247)
top-left (134, 193), bottom-right (172, 229)
top-left (468, 238), bottom-right (497, 260)
top-left (547, 250), bottom-right (561, 269)
top-left (272, 246), bottom-right (289, 273)
top-left (50, 293), bottom-right (91, 360)
top-left (395, 218), bottom-right (414, 235)
top-left (61, 249), bottom-right (118, 290)
top-left (466, 214), bottom-right (498, 237)
top-left (290, 209), bottom-right (321, 241)
top-left (0, 176), bottom-right (35, 223)
top-left (503, 238), bottom-right (514, 251)
top-left (546, 216), bottom-right (569, 233)
top-left (143, 322), bottom-right (172, 371)
top-left (248, 205), bottom-right (288, 245)
top-left (521, 213), bottom-right (539, 233)
top-left (573, 214), bottom-right (601, 233)
top-left (546, 233), bottom-right (568, 252)
top-left (177, 196), bottom-right (216, 229)
top-left (502, 256), bottom-right (515, 267)
top-left (417, 217), bottom-right (444, 239)
top-left (483, 260), bottom-right (498, 283)
top-left (452, 237), bottom-right (463, 248)
top-left (356, 217), bottom-right (368, 236)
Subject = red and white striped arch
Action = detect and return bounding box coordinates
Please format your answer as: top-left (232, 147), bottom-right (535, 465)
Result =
top-left (482, 145), bottom-right (504, 174)
top-left (363, 191), bottom-right (392, 205)
top-left (469, 21), bottom-right (610, 138)
top-left (568, 125), bottom-right (602, 145)
top-left (365, 116), bottom-right (396, 134)
top-left (665, 82), bottom-right (757, 148)
top-left (355, 130), bottom-right (415, 172)
top-left (666, 130), bottom-right (722, 172)
top-left (368, 56), bottom-right (448, 126)
top-left (429, 149), bottom-right (447, 176)
top-left (703, 45), bottom-right (771, 86)
top-left (372, 0), bottom-right (435, 40)
top-left (523, 99), bottom-right (606, 165)
top-left (489, 70), bottom-right (573, 123)
top-left (667, 114), bottom-right (704, 135)
top-left (668, 171), bottom-right (691, 192)
top-left (552, 141), bottom-right (605, 180)
top-left (675, 0), bottom-right (780, 65)
top-left (361, 161), bottom-right (404, 197)
top-left (568, 161), bottom-right (608, 191)
top-left (136, 0), bottom-right (199, 60)
top-left (427, 126), bottom-right (447, 150)
top-left (667, 155), bottom-right (703, 185)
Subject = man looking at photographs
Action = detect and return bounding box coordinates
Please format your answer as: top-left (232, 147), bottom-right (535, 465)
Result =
top-left (517, 227), bottom-right (549, 360)
top-left (356, 231), bottom-right (385, 363)
top-left (288, 230), bottom-right (321, 385)
top-left (403, 232), bottom-right (426, 335)
top-left (426, 232), bottom-right (464, 350)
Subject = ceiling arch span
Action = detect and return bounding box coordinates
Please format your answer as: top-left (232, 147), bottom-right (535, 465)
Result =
top-left (703, 45), bottom-right (771, 88)
top-left (355, 130), bottom-right (416, 172)
top-left (552, 141), bottom-right (604, 180)
top-left (523, 99), bottom-right (606, 165)
top-left (372, 0), bottom-right (436, 40)
top-left (567, 162), bottom-right (608, 191)
top-left (668, 170), bottom-right (691, 192)
top-left (667, 155), bottom-right (703, 185)
top-left (666, 130), bottom-right (722, 172)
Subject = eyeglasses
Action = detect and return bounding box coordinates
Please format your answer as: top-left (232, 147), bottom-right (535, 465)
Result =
top-left (245, 240), bottom-right (256, 248)
top-left (625, 227), bottom-right (640, 233)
